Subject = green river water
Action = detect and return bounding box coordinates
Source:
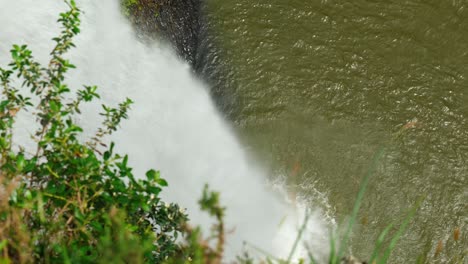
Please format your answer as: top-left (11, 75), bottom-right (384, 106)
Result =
top-left (204, 0), bottom-right (467, 262)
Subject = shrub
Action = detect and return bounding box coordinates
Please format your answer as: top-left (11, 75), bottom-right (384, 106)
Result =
top-left (0, 1), bottom-right (189, 263)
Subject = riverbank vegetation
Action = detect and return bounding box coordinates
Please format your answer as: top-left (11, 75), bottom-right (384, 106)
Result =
top-left (0, 1), bottom-right (463, 263)
top-left (0, 2), bottom-right (217, 263)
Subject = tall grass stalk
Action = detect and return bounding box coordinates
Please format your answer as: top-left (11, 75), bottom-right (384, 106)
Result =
top-left (375, 197), bottom-right (423, 263)
top-left (335, 147), bottom-right (386, 262)
top-left (286, 209), bottom-right (312, 263)
top-left (369, 223), bottom-right (395, 262)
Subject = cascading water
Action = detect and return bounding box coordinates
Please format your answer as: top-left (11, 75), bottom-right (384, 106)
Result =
top-left (0, 0), bottom-right (330, 260)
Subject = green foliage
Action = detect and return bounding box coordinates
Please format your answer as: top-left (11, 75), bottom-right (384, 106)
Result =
top-left (0, 3), bottom-right (229, 263)
top-left (334, 148), bottom-right (386, 263)
top-left (0, 1), bottom-right (188, 263)
top-left (199, 184), bottom-right (225, 219)
top-left (164, 186), bottom-right (227, 264)
top-left (120, 0), bottom-right (161, 18)
top-left (121, 0), bottom-right (139, 16)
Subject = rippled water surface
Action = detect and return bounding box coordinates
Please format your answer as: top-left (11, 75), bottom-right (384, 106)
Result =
top-left (204, 0), bottom-right (468, 262)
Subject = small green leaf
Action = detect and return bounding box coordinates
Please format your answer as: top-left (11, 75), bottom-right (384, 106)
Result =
top-left (50, 100), bottom-right (60, 113)
top-left (24, 190), bottom-right (33, 201)
top-left (0, 239), bottom-right (7, 251)
top-left (103, 150), bottom-right (111, 161)
top-left (145, 169), bottom-right (158, 181)
top-left (157, 178), bottom-right (168, 187)
top-left (16, 153), bottom-right (25, 171)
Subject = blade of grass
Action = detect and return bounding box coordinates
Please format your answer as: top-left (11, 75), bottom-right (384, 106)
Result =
top-left (336, 147), bottom-right (386, 260)
top-left (369, 222), bottom-right (395, 263)
top-left (287, 209), bottom-right (311, 263)
top-left (304, 242), bottom-right (318, 264)
top-left (329, 229), bottom-right (337, 264)
top-left (244, 242), bottom-right (282, 262)
top-left (0, 239), bottom-right (7, 252)
top-left (415, 240), bottom-right (432, 264)
top-left (377, 196), bottom-right (424, 264)
top-left (306, 246), bottom-right (318, 264)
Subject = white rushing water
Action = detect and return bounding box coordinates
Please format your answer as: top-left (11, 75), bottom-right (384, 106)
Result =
top-left (0, 0), bottom-right (329, 260)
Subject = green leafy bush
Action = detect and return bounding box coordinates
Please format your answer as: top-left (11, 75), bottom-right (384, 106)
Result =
top-left (0, 1), bottom-right (189, 263)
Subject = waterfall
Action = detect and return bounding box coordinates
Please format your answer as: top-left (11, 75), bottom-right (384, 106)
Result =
top-left (0, 0), bottom-right (328, 260)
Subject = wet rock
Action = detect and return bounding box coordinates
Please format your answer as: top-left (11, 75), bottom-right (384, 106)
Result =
top-left (125, 0), bottom-right (201, 66)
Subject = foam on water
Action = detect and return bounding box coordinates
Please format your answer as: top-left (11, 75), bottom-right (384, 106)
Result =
top-left (0, 0), bottom-right (329, 260)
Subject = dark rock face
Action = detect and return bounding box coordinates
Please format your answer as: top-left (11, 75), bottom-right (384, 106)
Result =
top-left (128, 0), bottom-right (201, 66)
top-left (157, 0), bottom-right (201, 66)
